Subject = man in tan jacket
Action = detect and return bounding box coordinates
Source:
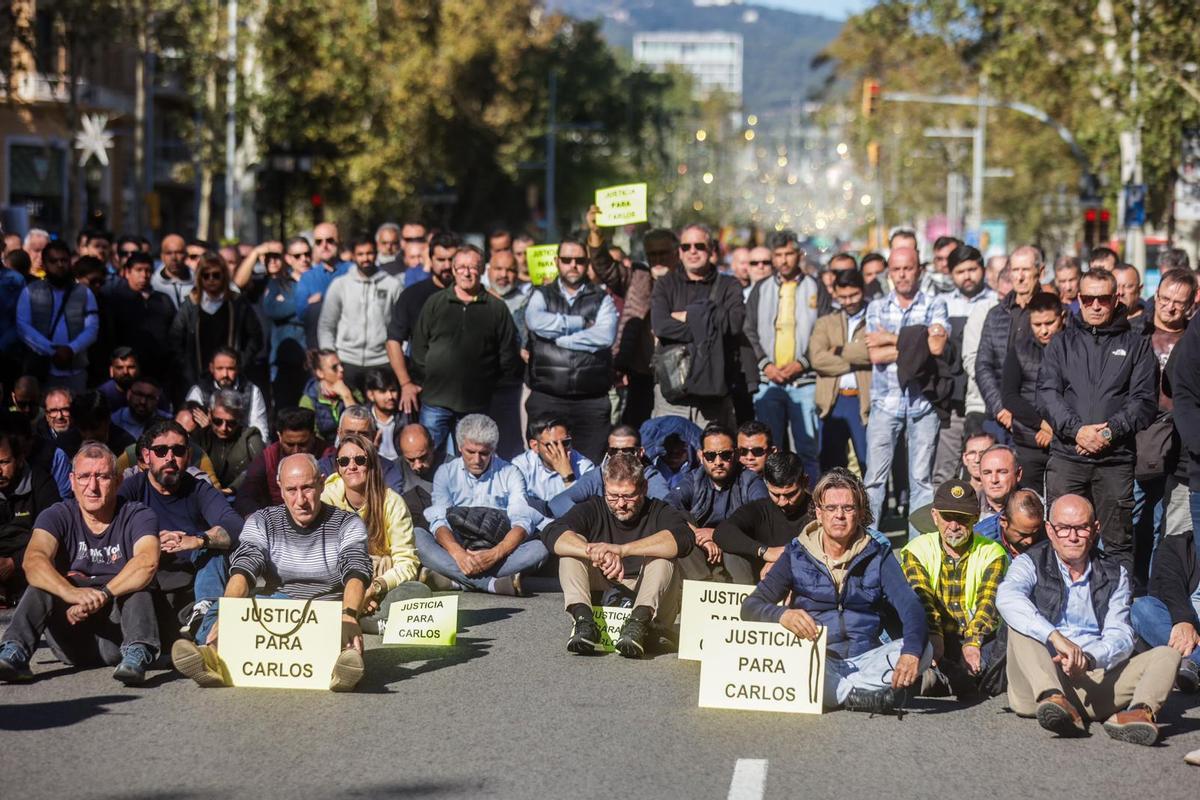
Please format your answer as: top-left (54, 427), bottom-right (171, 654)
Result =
top-left (808, 269), bottom-right (872, 473)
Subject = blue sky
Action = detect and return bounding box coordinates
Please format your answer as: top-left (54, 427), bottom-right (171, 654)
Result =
top-left (755, 0), bottom-right (876, 20)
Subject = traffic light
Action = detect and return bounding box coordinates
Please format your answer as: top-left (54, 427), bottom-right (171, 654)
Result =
top-left (1083, 207), bottom-right (1111, 250)
top-left (861, 78), bottom-right (881, 118)
top-left (1098, 208), bottom-right (1110, 244)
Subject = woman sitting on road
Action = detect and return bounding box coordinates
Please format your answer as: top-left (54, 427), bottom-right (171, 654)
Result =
top-left (321, 433), bottom-right (429, 633)
top-left (299, 349), bottom-right (361, 442)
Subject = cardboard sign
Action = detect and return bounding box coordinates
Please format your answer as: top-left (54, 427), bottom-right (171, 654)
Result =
top-left (525, 244), bottom-right (559, 286)
top-left (595, 183), bottom-right (648, 226)
top-left (591, 605), bottom-right (632, 652)
top-left (698, 621), bottom-right (826, 715)
top-left (218, 597), bottom-right (342, 690)
top-left (678, 580), bottom-right (758, 661)
top-left (380, 594), bottom-right (458, 645)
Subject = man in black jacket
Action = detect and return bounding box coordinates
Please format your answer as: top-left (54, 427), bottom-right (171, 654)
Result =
top-left (713, 452), bottom-right (811, 584)
top-left (975, 245), bottom-right (1045, 426)
top-left (1131, 533), bottom-right (1200, 692)
top-left (1036, 268), bottom-right (1157, 574)
top-left (0, 420), bottom-right (60, 603)
top-left (102, 253), bottom-right (175, 383)
top-left (649, 224), bottom-right (744, 428)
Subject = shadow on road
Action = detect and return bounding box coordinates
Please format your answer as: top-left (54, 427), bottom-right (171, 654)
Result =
top-left (359, 636), bottom-right (493, 693)
top-left (345, 779), bottom-right (486, 797)
top-left (459, 605), bottom-right (523, 632)
top-left (0, 694), bottom-right (139, 731)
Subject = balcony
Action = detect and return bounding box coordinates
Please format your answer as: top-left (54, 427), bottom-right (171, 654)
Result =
top-left (9, 72), bottom-right (134, 115)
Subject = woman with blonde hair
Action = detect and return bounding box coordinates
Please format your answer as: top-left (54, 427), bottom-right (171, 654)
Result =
top-left (321, 432), bottom-right (429, 632)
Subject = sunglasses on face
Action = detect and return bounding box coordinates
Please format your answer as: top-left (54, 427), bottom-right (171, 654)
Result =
top-left (558, 256), bottom-right (587, 265)
top-left (702, 449), bottom-right (734, 463)
top-left (149, 444), bottom-right (187, 458)
top-left (749, 260), bottom-right (771, 266)
top-left (337, 455), bottom-right (368, 468)
top-left (403, 236), bottom-right (426, 243)
top-left (542, 438), bottom-right (572, 450)
top-left (680, 242), bottom-right (709, 253)
top-left (1079, 293), bottom-right (1115, 308)
top-left (607, 445), bottom-right (639, 456)
top-left (119, 249), bottom-right (139, 258)
top-left (200, 272), bottom-right (224, 280)
top-left (738, 446), bottom-right (769, 458)
top-left (288, 250), bottom-right (312, 259)
top-left (314, 237), bottom-right (337, 245)
top-left (212, 417), bottom-right (238, 429)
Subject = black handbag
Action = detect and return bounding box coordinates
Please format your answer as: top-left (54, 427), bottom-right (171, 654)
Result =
top-left (652, 278), bottom-right (722, 404)
top-left (1134, 411), bottom-right (1178, 481)
top-left (447, 506), bottom-right (511, 551)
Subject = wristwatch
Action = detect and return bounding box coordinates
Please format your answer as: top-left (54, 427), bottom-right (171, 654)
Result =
top-left (197, 531), bottom-right (211, 549)
top-left (342, 606), bottom-right (360, 620)
top-left (756, 545), bottom-right (768, 560)
top-left (100, 585), bottom-right (115, 603)
top-left (1100, 428), bottom-right (1112, 441)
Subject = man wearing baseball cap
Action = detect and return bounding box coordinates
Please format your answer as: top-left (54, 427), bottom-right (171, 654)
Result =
top-left (901, 479), bottom-right (1009, 699)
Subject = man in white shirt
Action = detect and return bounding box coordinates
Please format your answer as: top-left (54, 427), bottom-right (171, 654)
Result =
top-left (511, 416), bottom-right (595, 514)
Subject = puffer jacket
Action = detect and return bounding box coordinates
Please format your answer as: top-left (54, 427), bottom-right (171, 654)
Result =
top-left (975, 290), bottom-right (1036, 416)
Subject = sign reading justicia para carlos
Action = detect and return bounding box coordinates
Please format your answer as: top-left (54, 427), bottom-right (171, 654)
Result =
top-left (218, 597), bottom-right (342, 690)
top-left (698, 620), bottom-right (826, 715)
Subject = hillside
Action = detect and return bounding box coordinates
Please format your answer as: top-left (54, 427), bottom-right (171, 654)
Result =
top-left (543, 0), bottom-right (842, 113)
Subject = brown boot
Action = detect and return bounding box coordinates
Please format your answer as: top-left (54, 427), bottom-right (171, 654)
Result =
top-left (1035, 693), bottom-right (1087, 736)
top-left (1102, 705), bottom-right (1160, 746)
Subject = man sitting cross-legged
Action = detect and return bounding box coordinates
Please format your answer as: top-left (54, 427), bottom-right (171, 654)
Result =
top-left (540, 453), bottom-right (695, 658)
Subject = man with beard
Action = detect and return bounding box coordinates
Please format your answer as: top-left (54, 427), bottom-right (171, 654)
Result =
top-left (110, 377), bottom-right (171, 440)
top-left (37, 387), bottom-right (72, 442)
top-left (184, 347), bottom-right (269, 439)
top-left (714, 452), bottom-right (813, 583)
top-left (386, 230), bottom-right (461, 418)
top-left (901, 480), bottom-right (1009, 699)
top-left (97, 347), bottom-right (144, 412)
top-left (117, 420), bottom-right (242, 643)
top-left (810, 269), bottom-right (872, 473)
top-left (15, 240), bottom-right (100, 394)
top-left (193, 389), bottom-right (264, 495)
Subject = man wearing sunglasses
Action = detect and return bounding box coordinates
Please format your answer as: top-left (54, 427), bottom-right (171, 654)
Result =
top-left (118, 420), bottom-right (242, 645)
top-left (547, 424), bottom-right (672, 518)
top-left (193, 389), bottom-right (264, 495)
top-left (294, 222), bottom-right (351, 345)
top-left (666, 423), bottom-right (767, 580)
top-left (901, 480), bottom-right (1008, 700)
top-left (735, 420), bottom-right (775, 475)
top-left (525, 237), bottom-right (617, 464)
top-left (511, 416), bottom-right (595, 513)
top-left (649, 223), bottom-right (743, 428)
top-left (1037, 268), bottom-right (1157, 576)
top-left (998, 494), bottom-right (1180, 745)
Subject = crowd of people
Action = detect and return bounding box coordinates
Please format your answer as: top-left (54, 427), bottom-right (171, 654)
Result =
top-left (0, 217), bottom-right (1198, 759)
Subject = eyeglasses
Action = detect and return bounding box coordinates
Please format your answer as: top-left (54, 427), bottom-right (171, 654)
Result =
top-left (558, 256), bottom-right (587, 265)
top-left (185, 252), bottom-right (204, 261)
top-left (45, 407), bottom-right (70, 416)
top-left (605, 491), bottom-right (640, 504)
top-left (74, 472), bottom-right (115, 483)
top-left (337, 455), bottom-right (368, 468)
top-left (607, 446), bottom-right (639, 456)
top-left (315, 237), bottom-right (337, 245)
top-left (749, 260), bottom-right (771, 266)
top-left (541, 438), bottom-right (573, 450)
top-left (1051, 522), bottom-right (1093, 538)
top-left (680, 242), bottom-right (709, 253)
top-left (403, 236), bottom-right (426, 244)
top-left (148, 444), bottom-right (187, 458)
top-left (212, 417), bottom-right (238, 429)
top-left (738, 446), bottom-right (768, 458)
top-left (702, 449), bottom-right (734, 463)
top-left (119, 248), bottom-right (140, 259)
top-left (1078, 293), bottom-right (1115, 308)
top-left (820, 504), bottom-right (858, 515)
top-left (288, 250), bottom-right (313, 259)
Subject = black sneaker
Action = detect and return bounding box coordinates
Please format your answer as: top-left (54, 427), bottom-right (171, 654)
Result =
top-left (112, 644), bottom-right (154, 685)
top-left (0, 641), bottom-right (32, 683)
top-left (842, 686), bottom-right (907, 715)
top-left (615, 615), bottom-right (651, 659)
top-left (1177, 660), bottom-right (1200, 693)
top-left (567, 615), bottom-right (602, 655)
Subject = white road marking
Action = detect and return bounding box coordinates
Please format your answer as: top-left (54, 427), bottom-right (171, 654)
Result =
top-left (727, 758), bottom-right (768, 800)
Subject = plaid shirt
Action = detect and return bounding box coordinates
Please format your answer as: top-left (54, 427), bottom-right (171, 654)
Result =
top-left (864, 290), bottom-right (949, 417)
top-left (900, 544), bottom-right (1005, 648)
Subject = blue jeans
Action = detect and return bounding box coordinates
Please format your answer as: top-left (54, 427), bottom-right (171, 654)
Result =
top-left (190, 551), bottom-right (229, 644)
top-left (753, 382), bottom-right (820, 486)
top-left (414, 526), bottom-right (549, 593)
top-left (820, 393), bottom-right (868, 474)
top-left (1134, 477), bottom-right (1166, 582)
top-left (1131, 595), bottom-right (1200, 668)
top-left (863, 405), bottom-right (940, 526)
top-left (826, 639), bottom-right (934, 707)
top-left (420, 405), bottom-right (467, 457)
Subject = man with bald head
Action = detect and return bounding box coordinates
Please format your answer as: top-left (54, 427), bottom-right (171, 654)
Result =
top-left (172, 452), bottom-right (372, 691)
top-left (152, 233), bottom-right (194, 309)
top-left (396, 423), bottom-right (436, 527)
top-left (294, 222), bottom-right (350, 345)
top-left (997, 494), bottom-right (1181, 745)
top-left (974, 445), bottom-right (1022, 542)
top-left (861, 246), bottom-right (950, 522)
top-left (975, 245), bottom-right (1045, 430)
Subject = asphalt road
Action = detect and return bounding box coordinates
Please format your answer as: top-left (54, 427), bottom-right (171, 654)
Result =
top-left (2, 590), bottom-right (1199, 800)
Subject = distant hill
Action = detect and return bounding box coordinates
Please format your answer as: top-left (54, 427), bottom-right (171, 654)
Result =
top-left (544, 0), bottom-right (842, 113)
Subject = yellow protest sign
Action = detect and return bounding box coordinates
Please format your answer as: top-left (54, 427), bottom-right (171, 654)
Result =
top-left (595, 183), bottom-right (648, 226)
top-left (525, 244), bottom-right (559, 286)
top-left (698, 621), bottom-right (826, 715)
top-left (217, 597), bottom-right (342, 690)
top-left (678, 579), bottom-right (758, 661)
top-left (380, 594), bottom-right (458, 645)
top-left (591, 605), bottom-right (631, 653)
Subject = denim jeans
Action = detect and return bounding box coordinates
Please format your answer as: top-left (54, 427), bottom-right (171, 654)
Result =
top-left (1133, 477), bottom-right (1166, 584)
top-left (820, 393), bottom-right (868, 474)
top-left (1131, 595), bottom-right (1200, 668)
top-left (414, 526), bottom-right (549, 593)
top-left (826, 639), bottom-right (934, 707)
top-left (188, 551), bottom-right (229, 644)
top-left (863, 405), bottom-right (940, 525)
top-left (753, 382), bottom-right (820, 486)
top-left (420, 404), bottom-right (467, 457)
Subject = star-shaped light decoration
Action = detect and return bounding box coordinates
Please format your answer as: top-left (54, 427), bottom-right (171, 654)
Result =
top-left (74, 113), bottom-right (114, 167)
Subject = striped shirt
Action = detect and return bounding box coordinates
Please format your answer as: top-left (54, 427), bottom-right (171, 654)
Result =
top-left (865, 290), bottom-right (949, 417)
top-left (229, 504), bottom-right (372, 600)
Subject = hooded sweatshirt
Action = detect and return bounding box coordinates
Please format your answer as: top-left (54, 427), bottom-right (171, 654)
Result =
top-left (317, 267), bottom-right (403, 367)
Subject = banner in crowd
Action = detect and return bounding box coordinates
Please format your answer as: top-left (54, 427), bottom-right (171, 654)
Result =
top-left (590, 605), bottom-right (632, 653)
top-left (595, 183), bottom-right (649, 226)
top-left (526, 244), bottom-right (559, 285)
top-left (218, 597), bottom-right (342, 690)
top-left (677, 580), bottom-right (758, 661)
top-left (698, 621), bottom-right (826, 715)
top-left (381, 594), bottom-right (459, 646)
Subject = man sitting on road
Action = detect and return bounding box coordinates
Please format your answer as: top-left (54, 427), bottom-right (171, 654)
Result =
top-left (184, 346), bottom-right (270, 438)
top-left (193, 389), bottom-right (265, 494)
top-left (117, 420), bottom-right (243, 644)
top-left (541, 453), bottom-right (694, 658)
top-left (548, 424), bottom-right (671, 517)
top-left (735, 421), bottom-right (776, 476)
top-left (171, 453), bottom-right (372, 691)
top-left (900, 480), bottom-right (1009, 699)
top-left (234, 407), bottom-right (326, 516)
top-left (110, 376), bottom-right (171, 440)
top-left (511, 416), bottom-right (595, 515)
top-left (999, 489), bottom-right (1047, 560)
top-left (0, 418), bottom-right (61, 603)
top-left (741, 469), bottom-right (931, 714)
top-left (974, 445), bottom-right (1022, 541)
top-left (996, 494), bottom-right (1181, 744)
top-left (418, 414), bottom-right (547, 596)
top-left (1131, 531), bottom-right (1200, 693)
top-left (0, 442), bottom-right (160, 685)
top-left (713, 452), bottom-right (812, 584)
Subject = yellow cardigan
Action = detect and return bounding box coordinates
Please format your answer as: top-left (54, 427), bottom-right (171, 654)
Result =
top-left (321, 473), bottom-right (420, 590)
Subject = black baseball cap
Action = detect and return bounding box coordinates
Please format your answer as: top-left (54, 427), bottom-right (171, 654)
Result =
top-left (932, 479), bottom-right (979, 517)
